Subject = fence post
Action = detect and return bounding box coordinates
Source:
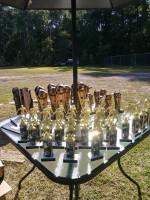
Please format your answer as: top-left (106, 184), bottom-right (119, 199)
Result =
top-left (120, 55), bottom-right (121, 66)
top-left (134, 54), bottom-right (136, 67)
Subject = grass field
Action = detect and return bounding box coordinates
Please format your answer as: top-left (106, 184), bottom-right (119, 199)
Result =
top-left (0, 66), bottom-right (150, 200)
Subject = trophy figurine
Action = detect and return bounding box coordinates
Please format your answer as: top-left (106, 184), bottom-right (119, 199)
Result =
top-left (90, 130), bottom-right (103, 161)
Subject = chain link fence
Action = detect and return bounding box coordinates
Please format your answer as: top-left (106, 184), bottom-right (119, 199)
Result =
top-left (104, 53), bottom-right (150, 66)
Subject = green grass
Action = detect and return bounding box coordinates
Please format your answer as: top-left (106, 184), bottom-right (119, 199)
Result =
top-left (0, 66), bottom-right (150, 200)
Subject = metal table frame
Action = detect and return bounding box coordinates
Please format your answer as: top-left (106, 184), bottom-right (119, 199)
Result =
top-left (0, 117), bottom-right (150, 200)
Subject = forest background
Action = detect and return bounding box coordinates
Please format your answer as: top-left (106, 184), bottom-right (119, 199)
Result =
top-left (0, 0), bottom-right (150, 66)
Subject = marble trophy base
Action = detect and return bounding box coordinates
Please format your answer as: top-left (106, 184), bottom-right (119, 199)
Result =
top-left (134, 132), bottom-right (141, 137)
top-left (52, 142), bottom-right (65, 149)
top-left (63, 154), bottom-right (78, 163)
top-left (18, 139), bottom-right (29, 143)
top-left (100, 146), bottom-right (120, 150)
top-left (120, 138), bottom-right (132, 142)
top-left (26, 141), bottom-right (42, 149)
top-left (41, 152), bottom-right (56, 161)
top-left (79, 144), bottom-right (91, 149)
top-left (88, 152), bottom-right (103, 161)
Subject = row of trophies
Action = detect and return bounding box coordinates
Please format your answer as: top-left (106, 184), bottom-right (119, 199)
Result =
top-left (14, 82), bottom-right (150, 162)
top-left (12, 82), bottom-right (122, 114)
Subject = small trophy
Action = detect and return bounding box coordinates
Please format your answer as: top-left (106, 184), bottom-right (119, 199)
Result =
top-left (54, 120), bottom-right (64, 147)
top-left (132, 113), bottom-right (140, 135)
top-left (18, 105), bottom-right (28, 142)
top-left (79, 100), bottom-right (91, 148)
top-left (122, 116), bottom-right (130, 140)
top-left (26, 122), bottom-right (37, 148)
top-left (105, 116), bottom-right (118, 148)
top-left (33, 118), bottom-right (40, 140)
top-left (63, 133), bottom-right (77, 163)
top-left (90, 130), bottom-right (103, 161)
top-left (114, 92), bottom-right (123, 113)
top-left (41, 131), bottom-right (56, 161)
top-left (63, 117), bottom-right (78, 163)
top-left (109, 123), bottom-right (117, 146)
top-left (105, 94), bottom-right (112, 116)
top-left (20, 118), bottom-right (28, 141)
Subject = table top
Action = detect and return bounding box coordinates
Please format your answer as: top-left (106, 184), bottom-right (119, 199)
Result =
top-left (0, 115), bottom-right (150, 185)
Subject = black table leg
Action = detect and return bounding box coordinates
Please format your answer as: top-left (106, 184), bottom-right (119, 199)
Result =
top-left (18, 165), bottom-right (35, 190)
top-left (118, 158), bottom-right (142, 200)
top-left (69, 185), bottom-right (74, 200)
top-left (75, 185), bottom-right (80, 200)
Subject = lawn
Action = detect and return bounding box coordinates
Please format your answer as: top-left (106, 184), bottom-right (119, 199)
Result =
top-left (0, 66), bottom-right (150, 200)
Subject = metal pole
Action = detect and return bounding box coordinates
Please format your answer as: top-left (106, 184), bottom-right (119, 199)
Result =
top-left (71, 0), bottom-right (78, 109)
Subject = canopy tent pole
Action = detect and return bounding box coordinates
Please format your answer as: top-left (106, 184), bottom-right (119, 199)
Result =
top-left (71, 0), bottom-right (78, 109)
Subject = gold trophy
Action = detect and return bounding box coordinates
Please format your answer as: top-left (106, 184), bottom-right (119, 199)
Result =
top-left (105, 94), bottom-right (112, 116)
top-left (54, 106), bottom-right (65, 146)
top-left (80, 99), bottom-right (91, 146)
top-left (18, 105), bottom-right (28, 141)
top-left (114, 92), bottom-right (122, 113)
top-left (90, 130), bottom-right (103, 161)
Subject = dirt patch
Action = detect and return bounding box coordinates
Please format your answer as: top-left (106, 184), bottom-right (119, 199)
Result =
top-left (0, 149), bottom-right (24, 163)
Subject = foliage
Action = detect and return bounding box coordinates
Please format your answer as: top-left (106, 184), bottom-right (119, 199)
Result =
top-left (0, 0), bottom-right (150, 66)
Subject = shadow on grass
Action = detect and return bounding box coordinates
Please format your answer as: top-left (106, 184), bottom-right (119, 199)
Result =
top-left (0, 65), bottom-right (73, 72)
